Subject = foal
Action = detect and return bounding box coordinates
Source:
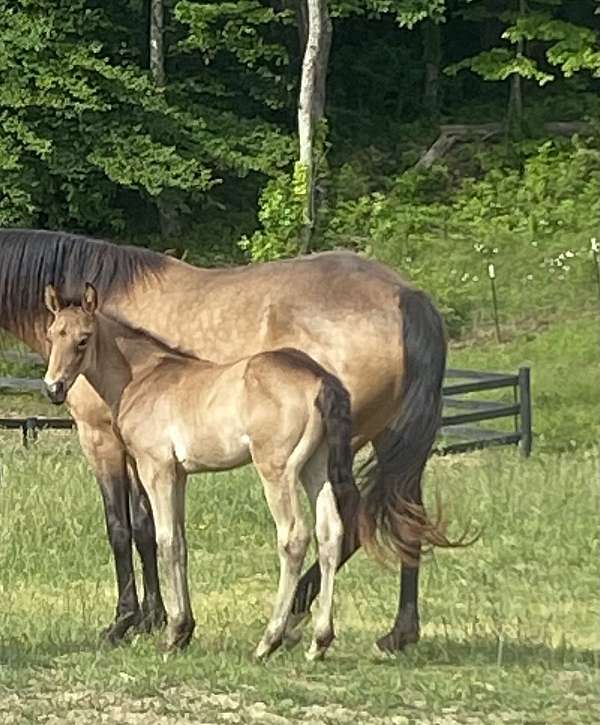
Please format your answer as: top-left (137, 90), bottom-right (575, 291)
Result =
top-left (43, 283), bottom-right (353, 660)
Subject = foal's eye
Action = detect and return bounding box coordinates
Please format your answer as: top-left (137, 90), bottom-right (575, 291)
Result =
top-left (78, 337), bottom-right (89, 349)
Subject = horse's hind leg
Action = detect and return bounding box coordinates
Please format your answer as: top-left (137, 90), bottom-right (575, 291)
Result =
top-left (288, 449), bottom-right (360, 643)
top-left (306, 480), bottom-right (343, 661)
top-left (128, 460), bottom-right (167, 633)
top-left (253, 457), bottom-right (310, 661)
top-left (373, 436), bottom-right (421, 654)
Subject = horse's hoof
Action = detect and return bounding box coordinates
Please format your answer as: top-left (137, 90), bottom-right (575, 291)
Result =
top-left (305, 630), bottom-right (334, 661)
top-left (99, 612), bottom-right (140, 646)
top-left (135, 609), bottom-right (167, 635)
top-left (254, 633), bottom-right (283, 662)
top-left (254, 642), bottom-right (270, 662)
top-left (305, 643), bottom-right (326, 661)
top-left (159, 620), bottom-right (195, 653)
top-left (159, 636), bottom-right (189, 655)
top-left (375, 626), bottom-right (420, 655)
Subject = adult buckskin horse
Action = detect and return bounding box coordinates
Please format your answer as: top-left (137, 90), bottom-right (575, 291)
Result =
top-left (0, 228), bottom-right (451, 654)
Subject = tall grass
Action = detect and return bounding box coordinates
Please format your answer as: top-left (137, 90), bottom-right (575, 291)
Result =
top-left (0, 434), bottom-right (597, 723)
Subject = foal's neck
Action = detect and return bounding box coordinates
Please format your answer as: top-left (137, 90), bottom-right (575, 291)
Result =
top-left (84, 313), bottom-right (208, 413)
top-left (84, 315), bottom-right (160, 412)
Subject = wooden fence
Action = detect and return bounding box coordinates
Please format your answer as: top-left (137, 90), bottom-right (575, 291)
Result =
top-left (438, 367), bottom-right (532, 457)
top-left (1, 352), bottom-right (532, 455)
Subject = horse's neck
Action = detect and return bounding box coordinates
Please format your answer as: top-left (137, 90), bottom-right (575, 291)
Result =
top-left (0, 317), bottom-right (49, 359)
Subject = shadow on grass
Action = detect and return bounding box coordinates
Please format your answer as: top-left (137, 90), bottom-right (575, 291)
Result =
top-left (366, 634), bottom-right (599, 670)
top-left (0, 631), bottom-right (137, 671)
top-left (1, 632), bottom-right (597, 677)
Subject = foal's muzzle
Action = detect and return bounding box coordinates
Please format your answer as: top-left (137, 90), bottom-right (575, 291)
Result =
top-left (44, 380), bottom-right (66, 405)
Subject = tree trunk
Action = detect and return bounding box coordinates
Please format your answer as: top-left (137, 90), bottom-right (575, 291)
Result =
top-left (149, 0), bottom-right (180, 239)
top-left (150, 0), bottom-right (165, 89)
top-left (508, 0), bottom-right (526, 129)
top-left (422, 20), bottom-right (441, 117)
top-left (298, 0), bottom-right (332, 254)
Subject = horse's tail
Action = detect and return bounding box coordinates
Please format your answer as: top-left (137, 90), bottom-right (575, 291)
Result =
top-left (358, 286), bottom-right (476, 565)
top-left (316, 374), bottom-right (355, 492)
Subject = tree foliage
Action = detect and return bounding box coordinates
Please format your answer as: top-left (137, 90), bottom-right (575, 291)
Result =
top-left (0, 0), bottom-right (598, 251)
top-left (447, 1), bottom-right (600, 86)
top-left (0, 0), bottom-right (291, 232)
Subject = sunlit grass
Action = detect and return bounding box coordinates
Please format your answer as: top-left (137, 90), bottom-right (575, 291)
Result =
top-left (0, 433), bottom-right (597, 723)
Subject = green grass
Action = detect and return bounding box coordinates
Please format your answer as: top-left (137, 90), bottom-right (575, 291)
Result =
top-left (0, 437), bottom-right (597, 723)
top-left (0, 316), bottom-right (598, 722)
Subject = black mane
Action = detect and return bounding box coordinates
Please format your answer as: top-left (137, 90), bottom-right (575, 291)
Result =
top-left (0, 229), bottom-right (165, 334)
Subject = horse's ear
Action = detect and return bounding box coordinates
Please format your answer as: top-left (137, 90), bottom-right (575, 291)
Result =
top-left (44, 285), bottom-right (63, 315)
top-left (82, 283), bottom-right (98, 316)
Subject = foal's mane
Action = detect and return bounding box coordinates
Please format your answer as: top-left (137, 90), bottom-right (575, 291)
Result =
top-left (0, 229), bottom-right (165, 334)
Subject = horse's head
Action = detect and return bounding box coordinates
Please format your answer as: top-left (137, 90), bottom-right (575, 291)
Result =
top-left (43, 283), bottom-right (98, 404)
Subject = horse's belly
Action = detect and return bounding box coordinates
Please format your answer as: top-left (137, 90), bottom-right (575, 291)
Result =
top-left (174, 429), bottom-right (251, 474)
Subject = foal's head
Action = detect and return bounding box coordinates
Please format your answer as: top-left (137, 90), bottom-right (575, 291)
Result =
top-left (43, 283), bottom-right (98, 404)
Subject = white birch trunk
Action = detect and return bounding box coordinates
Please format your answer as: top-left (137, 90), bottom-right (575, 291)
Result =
top-left (298, 0), bottom-right (332, 253)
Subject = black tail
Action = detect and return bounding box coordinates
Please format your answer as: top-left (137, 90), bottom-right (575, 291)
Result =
top-left (358, 286), bottom-right (474, 565)
top-left (316, 375), bottom-right (355, 492)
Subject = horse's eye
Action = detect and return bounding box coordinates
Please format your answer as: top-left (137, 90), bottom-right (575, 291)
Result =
top-left (78, 338), bottom-right (89, 349)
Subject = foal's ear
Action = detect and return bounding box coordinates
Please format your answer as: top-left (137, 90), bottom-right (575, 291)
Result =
top-left (82, 283), bottom-right (98, 316)
top-left (44, 285), bottom-right (63, 315)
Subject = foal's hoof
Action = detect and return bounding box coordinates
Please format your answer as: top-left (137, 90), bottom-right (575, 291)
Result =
top-left (375, 626), bottom-right (420, 655)
top-left (254, 635), bottom-right (283, 662)
top-left (305, 631), bottom-right (335, 662)
top-left (282, 611), bottom-right (311, 650)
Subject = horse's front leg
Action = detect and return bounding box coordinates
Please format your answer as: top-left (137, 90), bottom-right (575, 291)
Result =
top-left (77, 419), bottom-right (141, 643)
top-left (136, 458), bottom-right (195, 652)
top-left (128, 460), bottom-right (167, 633)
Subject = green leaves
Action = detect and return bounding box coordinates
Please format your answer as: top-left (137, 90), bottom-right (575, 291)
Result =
top-left (88, 131), bottom-right (213, 197)
top-left (238, 163), bottom-right (308, 262)
top-left (0, 0), bottom-right (294, 231)
top-left (447, 49), bottom-right (554, 85)
top-left (447, 2), bottom-right (600, 89)
top-left (175, 0), bottom-right (292, 110)
top-left (330, 0), bottom-right (446, 26)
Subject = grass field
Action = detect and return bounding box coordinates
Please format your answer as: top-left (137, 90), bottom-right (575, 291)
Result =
top-left (0, 316), bottom-right (598, 723)
top-left (0, 439), bottom-right (597, 723)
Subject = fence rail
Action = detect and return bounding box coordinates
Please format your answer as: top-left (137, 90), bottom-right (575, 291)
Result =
top-left (438, 366), bottom-right (532, 457)
top-left (0, 352), bottom-right (532, 455)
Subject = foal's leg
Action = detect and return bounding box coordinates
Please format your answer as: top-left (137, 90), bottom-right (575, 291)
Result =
top-left (128, 460), bottom-right (167, 633)
top-left (307, 481), bottom-right (343, 661)
top-left (292, 436), bottom-right (421, 654)
top-left (254, 458), bottom-right (310, 661)
top-left (77, 420), bottom-right (141, 643)
top-left (136, 458), bottom-right (195, 651)
top-left (288, 463), bottom-right (360, 640)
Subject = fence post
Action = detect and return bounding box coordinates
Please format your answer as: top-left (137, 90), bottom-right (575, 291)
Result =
top-left (518, 367), bottom-right (532, 457)
top-left (22, 417), bottom-right (39, 448)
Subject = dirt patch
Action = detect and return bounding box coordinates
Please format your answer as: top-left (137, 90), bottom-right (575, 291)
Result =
top-left (2, 684), bottom-right (595, 724)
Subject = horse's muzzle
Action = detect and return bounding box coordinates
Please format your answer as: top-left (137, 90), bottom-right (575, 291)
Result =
top-left (44, 380), bottom-right (66, 405)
